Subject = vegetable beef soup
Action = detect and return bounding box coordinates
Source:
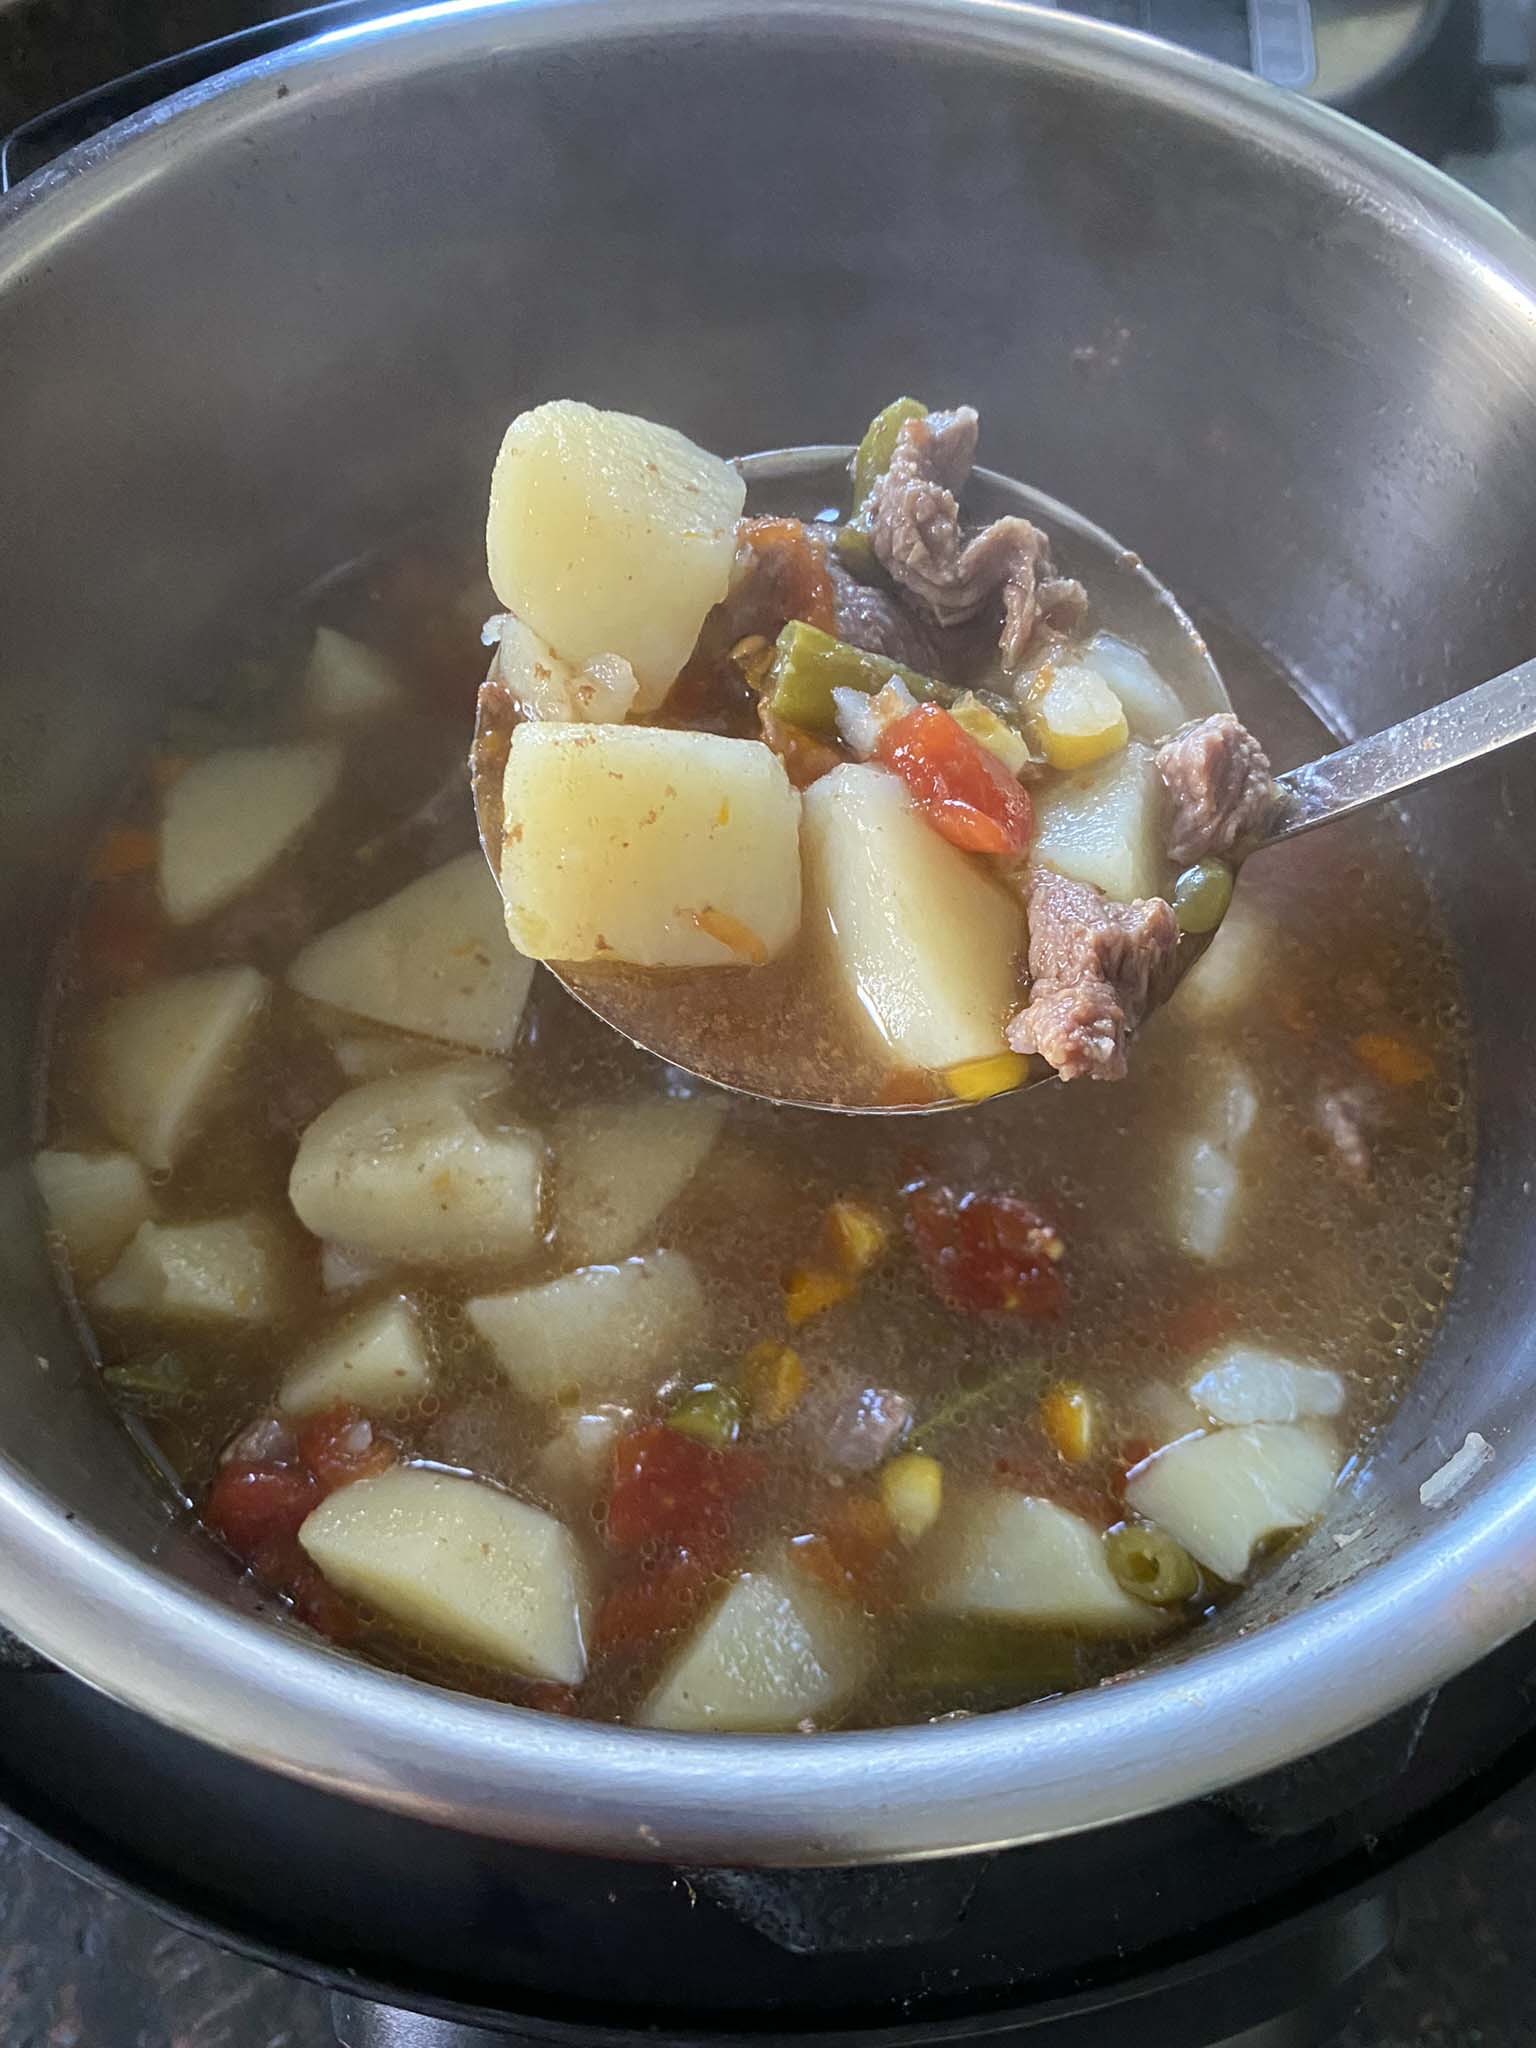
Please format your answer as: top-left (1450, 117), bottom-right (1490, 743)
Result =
top-left (36, 540), bottom-right (1472, 1735)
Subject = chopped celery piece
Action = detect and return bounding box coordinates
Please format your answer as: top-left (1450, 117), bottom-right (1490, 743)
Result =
top-left (851, 397), bottom-right (927, 507)
top-left (667, 1382), bottom-right (745, 1450)
top-left (102, 1351), bottom-right (195, 1412)
top-left (1105, 1523), bottom-right (1200, 1605)
top-left (767, 621), bottom-right (944, 735)
top-left (1173, 858), bottom-right (1235, 934)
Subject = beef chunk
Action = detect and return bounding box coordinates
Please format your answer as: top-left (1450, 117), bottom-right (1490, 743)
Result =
top-left (826, 561), bottom-right (947, 674)
top-left (1006, 868), bottom-right (1179, 1081)
top-left (1156, 713), bottom-right (1279, 866)
top-left (866, 407), bottom-right (1086, 666)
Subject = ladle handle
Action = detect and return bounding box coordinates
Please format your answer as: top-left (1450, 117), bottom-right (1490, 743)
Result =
top-left (1263, 655), bottom-right (1536, 847)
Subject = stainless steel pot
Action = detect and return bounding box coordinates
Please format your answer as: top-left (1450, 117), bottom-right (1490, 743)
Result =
top-left (1, 0), bottom-right (1534, 1869)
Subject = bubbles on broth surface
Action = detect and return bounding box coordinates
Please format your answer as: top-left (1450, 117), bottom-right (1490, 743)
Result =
top-left (36, 543), bottom-right (1476, 1729)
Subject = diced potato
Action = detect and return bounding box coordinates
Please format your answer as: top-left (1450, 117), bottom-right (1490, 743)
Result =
top-left (1170, 1138), bottom-right (1242, 1264)
top-left (319, 1241), bottom-right (392, 1294)
top-left (328, 1030), bottom-right (461, 1082)
top-left (278, 1296), bottom-right (432, 1418)
top-left (32, 1148), bottom-right (152, 1273)
top-left (159, 741), bottom-right (341, 924)
top-left (93, 1215), bottom-right (287, 1326)
top-left (1030, 742), bottom-right (1169, 903)
top-left (486, 400), bottom-right (745, 705)
top-left (304, 626), bottom-right (403, 723)
top-left (467, 1250), bottom-right (705, 1405)
top-left (288, 1061), bottom-right (544, 1266)
top-left (639, 1565), bottom-right (869, 1731)
top-left (919, 1492), bottom-right (1167, 1636)
top-left (91, 965), bottom-right (267, 1172)
top-left (553, 1096), bottom-right (725, 1263)
top-left (1189, 1348), bottom-right (1346, 1426)
top-left (1125, 1424), bottom-right (1340, 1582)
top-left (801, 764), bottom-right (1025, 1071)
top-left (1027, 663), bottom-right (1129, 770)
top-left (499, 723), bottom-right (801, 967)
top-left (1171, 894), bottom-right (1271, 1023)
top-left (1073, 635), bottom-right (1187, 743)
top-left (536, 1403), bottom-right (636, 1496)
top-left (299, 1466), bottom-right (589, 1682)
top-left (289, 853), bottom-right (533, 1056)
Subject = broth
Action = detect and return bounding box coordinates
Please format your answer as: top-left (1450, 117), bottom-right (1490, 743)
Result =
top-left (35, 541), bottom-right (1473, 1730)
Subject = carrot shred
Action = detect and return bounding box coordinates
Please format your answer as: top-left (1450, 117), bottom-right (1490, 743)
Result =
top-left (1352, 1031), bottom-right (1433, 1087)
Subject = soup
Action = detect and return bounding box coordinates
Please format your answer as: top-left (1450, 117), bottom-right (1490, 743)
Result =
top-left (33, 521), bottom-right (1471, 1730)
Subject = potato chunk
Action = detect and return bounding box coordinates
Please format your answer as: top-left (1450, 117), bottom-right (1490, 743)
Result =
top-left (486, 400), bottom-right (745, 705)
top-left (499, 723), bottom-right (801, 968)
top-left (91, 966), bottom-right (267, 1172)
top-left (32, 1148), bottom-right (152, 1274)
top-left (920, 1492), bottom-right (1166, 1635)
top-left (1030, 741), bottom-right (1168, 903)
top-left (1189, 1347), bottom-right (1345, 1426)
top-left (279, 1296), bottom-right (432, 1418)
top-left (468, 1250), bottom-right (704, 1405)
top-left (93, 1216), bottom-right (287, 1325)
top-left (553, 1095), bottom-right (724, 1263)
top-left (289, 854), bottom-right (533, 1056)
top-left (299, 1467), bottom-right (589, 1682)
top-left (304, 627), bottom-right (403, 723)
top-left (1068, 635), bottom-right (1187, 743)
top-left (288, 1061), bottom-right (544, 1266)
top-left (801, 764), bottom-right (1024, 1070)
top-left (639, 1565), bottom-right (868, 1731)
top-left (1124, 1424), bottom-right (1340, 1582)
top-left (159, 741), bottom-right (341, 924)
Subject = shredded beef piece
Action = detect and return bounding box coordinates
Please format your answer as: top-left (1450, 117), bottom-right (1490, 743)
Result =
top-left (1156, 713), bottom-right (1279, 866)
top-left (826, 559), bottom-right (948, 673)
top-left (866, 407), bottom-right (1086, 667)
top-left (1006, 868), bottom-right (1179, 1081)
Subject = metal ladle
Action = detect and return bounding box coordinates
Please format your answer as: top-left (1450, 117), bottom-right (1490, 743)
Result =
top-left (473, 446), bottom-right (1536, 1114)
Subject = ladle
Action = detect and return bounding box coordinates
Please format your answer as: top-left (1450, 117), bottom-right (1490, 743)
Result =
top-left (473, 446), bottom-right (1536, 1113)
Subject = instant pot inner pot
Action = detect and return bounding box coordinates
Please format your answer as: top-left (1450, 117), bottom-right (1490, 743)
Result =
top-left (1, 4), bottom-right (1534, 1829)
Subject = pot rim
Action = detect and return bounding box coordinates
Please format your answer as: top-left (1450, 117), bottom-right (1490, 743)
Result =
top-left (3, 0), bottom-right (1534, 1866)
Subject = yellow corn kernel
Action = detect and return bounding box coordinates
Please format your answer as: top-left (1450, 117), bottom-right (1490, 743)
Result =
top-left (1027, 664), bottom-right (1129, 770)
top-left (784, 1264), bottom-right (855, 1326)
top-left (824, 1199), bottom-right (889, 1276)
top-left (1352, 1031), bottom-right (1433, 1087)
top-left (1040, 1384), bottom-right (1096, 1463)
top-left (944, 1051), bottom-right (1029, 1102)
top-left (950, 693), bottom-right (1030, 775)
top-left (881, 1452), bottom-right (944, 1545)
top-left (740, 1340), bottom-right (807, 1425)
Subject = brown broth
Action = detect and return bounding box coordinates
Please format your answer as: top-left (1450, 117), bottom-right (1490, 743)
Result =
top-left (36, 542), bottom-right (1475, 1728)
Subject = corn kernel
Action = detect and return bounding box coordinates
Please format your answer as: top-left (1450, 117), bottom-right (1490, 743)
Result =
top-left (1040, 1384), bottom-right (1095, 1462)
top-left (944, 1051), bottom-right (1029, 1102)
top-left (784, 1264), bottom-right (855, 1326)
top-left (881, 1452), bottom-right (944, 1545)
top-left (1352, 1031), bottom-right (1433, 1087)
top-left (1027, 664), bottom-right (1129, 770)
top-left (740, 1340), bottom-right (806, 1425)
top-left (824, 1199), bottom-right (889, 1276)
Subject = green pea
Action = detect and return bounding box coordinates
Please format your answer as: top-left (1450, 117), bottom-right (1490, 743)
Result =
top-left (850, 397), bottom-right (928, 508)
top-left (1173, 858), bottom-right (1235, 934)
top-left (666, 1382), bottom-right (744, 1450)
top-left (1106, 1523), bottom-right (1200, 1606)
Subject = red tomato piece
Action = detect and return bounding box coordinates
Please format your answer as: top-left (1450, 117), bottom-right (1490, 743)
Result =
top-left (593, 1550), bottom-right (721, 1653)
top-left (77, 889), bottom-right (167, 992)
top-left (874, 704), bottom-right (1033, 856)
top-left (289, 1561), bottom-right (363, 1644)
top-left (296, 1405), bottom-right (397, 1495)
top-left (205, 1461), bottom-right (320, 1562)
top-left (605, 1424), bottom-right (756, 1555)
top-left (789, 1496), bottom-right (901, 1607)
top-left (905, 1182), bottom-right (1066, 1316)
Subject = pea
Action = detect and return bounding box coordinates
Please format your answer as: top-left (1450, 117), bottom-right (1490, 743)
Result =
top-left (1172, 858), bottom-right (1235, 934)
top-left (1106, 1523), bottom-right (1200, 1606)
top-left (666, 1382), bottom-right (744, 1451)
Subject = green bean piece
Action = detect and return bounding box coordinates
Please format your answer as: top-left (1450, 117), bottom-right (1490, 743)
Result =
top-left (666, 1382), bottom-right (744, 1451)
top-left (833, 515), bottom-right (880, 579)
top-left (1105, 1523), bottom-right (1200, 1606)
top-left (102, 1351), bottom-right (196, 1414)
top-left (766, 620), bottom-right (946, 735)
top-left (895, 1617), bottom-right (1082, 1712)
top-left (851, 397), bottom-right (928, 507)
top-left (1172, 857), bottom-right (1235, 934)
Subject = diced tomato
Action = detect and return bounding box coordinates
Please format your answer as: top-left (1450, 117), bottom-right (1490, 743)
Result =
top-left (1161, 1296), bottom-right (1238, 1356)
top-left (289, 1561), bottom-right (362, 1644)
top-left (905, 1182), bottom-right (1066, 1316)
top-left (605, 1424), bottom-right (757, 1554)
top-left (205, 1461), bottom-right (320, 1560)
top-left (874, 704), bottom-right (1033, 856)
top-left (296, 1405), bottom-right (398, 1494)
top-left (789, 1496), bottom-right (900, 1605)
top-left (76, 890), bottom-right (166, 992)
top-left (593, 1550), bottom-right (720, 1653)
top-left (738, 516), bottom-right (837, 635)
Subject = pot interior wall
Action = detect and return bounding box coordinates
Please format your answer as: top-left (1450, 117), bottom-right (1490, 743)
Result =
top-left (1, 3), bottom-right (1534, 1698)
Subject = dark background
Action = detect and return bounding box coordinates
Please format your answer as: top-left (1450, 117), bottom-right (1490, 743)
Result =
top-left (1, 2), bottom-right (1534, 2043)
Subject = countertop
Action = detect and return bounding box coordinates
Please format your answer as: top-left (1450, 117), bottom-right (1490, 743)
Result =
top-left (1, 5), bottom-right (1535, 2046)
